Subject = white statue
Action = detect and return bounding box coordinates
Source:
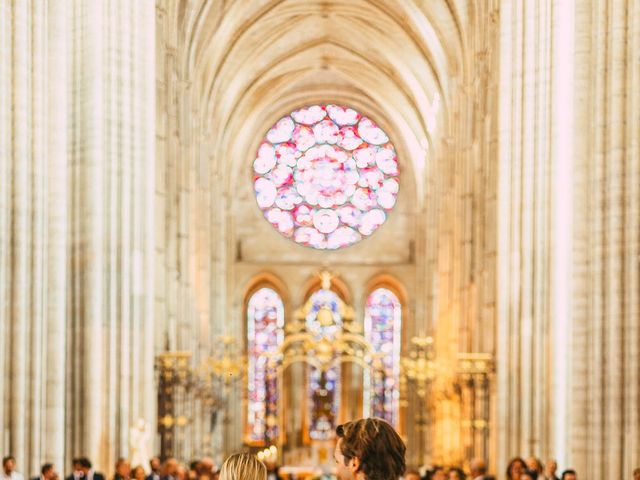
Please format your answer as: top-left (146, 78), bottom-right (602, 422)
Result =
top-left (130, 418), bottom-right (151, 472)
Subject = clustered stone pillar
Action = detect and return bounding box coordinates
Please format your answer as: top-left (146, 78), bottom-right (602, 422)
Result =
top-left (497, 0), bottom-right (556, 467)
top-left (570, 0), bottom-right (640, 476)
top-left (0, 1), bottom-right (156, 475)
top-left (497, 0), bottom-right (640, 474)
top-left (426, 0), bottom-right (500, 467)
top-left (155, 0), bottom-right (218, 461)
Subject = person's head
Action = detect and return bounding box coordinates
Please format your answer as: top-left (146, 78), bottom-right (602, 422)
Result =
top-left (176, 466), bottom-right (187, 480)
top-left (116, 459), bottom-right (131, 478)
top-left (41, 464), bottom-right (55, 480)
top-left (199, 458), bottom-right (215, 476)
top-left (448, 467), bottom-right (465, 480)
top-left (79, 458), bottom-right (93, 475)
top-left (506, 458), bottom-right (526, 480)
top-left (188, 462), bottom-right (199, 480)
top-left (469, 458), bottom-right (487, 477)
top-left (132, 466), bottom-right (145, 480)
top-left (150, 458), bottom-right (161, 474)
top-left (633, 467), bottom-right (640, 480)
top-left (543, 460), bottom-right (557, 476)
top-left (164, 459), bottom-right (179, 477)
top-left (525, 459), bottom-right (542, 474)
top-left (560, 471), bottom-right (576, 480)
top-left (334, 418), bottom-right (406, 480)
top-left (219, 454), bottom-right (266, 480)
top-left (3, 457), bottom-right (16, 474)
top-left (404, 469), bottom-right (421, 480)
top-left (520, 472), bottom-right (536, 480)
top-left (71, 459), bottom-right (83, 474)
top-left (428, 468), bottom-right (445, 480)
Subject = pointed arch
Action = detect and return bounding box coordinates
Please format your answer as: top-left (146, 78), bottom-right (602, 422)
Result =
top-left (303, 287), bottom-right (344, 440)
top-left (243, 271), bottom-right (290, 307)
top-left (244, 273), bottom-right (286, 445)
top-left (301, 272), bottom-right (352, 304)
top-left (363, 274), bottom-right (405, 427)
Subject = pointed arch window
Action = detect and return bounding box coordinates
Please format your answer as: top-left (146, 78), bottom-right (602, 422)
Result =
top-left (247, 287), bottom-right (284, 443)
top-left (364, 288), bottom-right (401, 425)
top-left (305, 288), bottom-right (343, 440)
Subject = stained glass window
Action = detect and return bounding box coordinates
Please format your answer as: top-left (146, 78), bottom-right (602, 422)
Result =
top-left (305, 289), bottom-right (342, 439)
top-left (363, 288), bottom-right (401, 425)
top-left (253, 104), bottom-right (400, 249)
top-left (247, 287), bottom-right (284, 443)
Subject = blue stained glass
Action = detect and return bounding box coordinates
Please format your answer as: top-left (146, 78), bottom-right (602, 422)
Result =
top-left (364, 288), bottom-right (401, 425)
top-left (306, 289), bottom-right (342, 440)
top-left (247, 288), bottom-right (284, 442)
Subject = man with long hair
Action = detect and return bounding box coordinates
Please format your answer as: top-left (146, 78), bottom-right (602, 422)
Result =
top-left (333, 418), bottom-right (406, 480)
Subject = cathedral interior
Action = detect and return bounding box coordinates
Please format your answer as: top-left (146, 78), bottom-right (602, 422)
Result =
top-left (0, 0), bottom-right (639, 479)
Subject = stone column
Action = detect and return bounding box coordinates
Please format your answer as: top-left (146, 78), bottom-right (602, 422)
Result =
top-left (428, 0), bottom-right (500, 467)
top-left (498, 0), bottom-right (640, 474)
top-left (44, 0), bottom-right (69, 468)
top-left (75, 0), bottom-right (107, 464)
top-left (0, 0), bottom-right (10, 456)
top-left (497, 0), bottom-right (556, 468)
top-left (549, 0), bottom-right (574, 466)
top-left (0, 1), bottom-right (156, 474)
top-left (10, 0), bottom-right (32, 466)
top-left (570, 0), bottom-right (640, 475)
top-left (155, 0), bottom-right (219, 460)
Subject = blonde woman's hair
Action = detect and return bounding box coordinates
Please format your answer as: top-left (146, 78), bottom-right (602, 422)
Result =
top-left (219, 453), bottom-right (267, 480)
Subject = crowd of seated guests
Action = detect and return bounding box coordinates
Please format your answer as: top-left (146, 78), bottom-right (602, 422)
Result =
top-left (405, 456), bottom-right (584, 480)
top-left (0, 455), bottom-right (220, 480)
top-left (4, 451), bottom-right (640, 480)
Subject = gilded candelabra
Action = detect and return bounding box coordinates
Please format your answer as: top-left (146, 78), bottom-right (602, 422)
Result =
top-left (155, 337), bottom-right (247, 459)
top-left (400, 335), bottom-right (437, 464)
top-left (196, 336), bottom-right (247, 456)
top-left (198, 336), bottom-right (247, 393)
top-left (270, 271), bottom-right (373, 372)
top-left (456, 352), bottom-right (494, 462)
top-left (155, 351), bottom-right (192, 458)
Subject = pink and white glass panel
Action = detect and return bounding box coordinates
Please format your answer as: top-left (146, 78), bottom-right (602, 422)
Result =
top-left (253, 104), bottom-right (399, 249)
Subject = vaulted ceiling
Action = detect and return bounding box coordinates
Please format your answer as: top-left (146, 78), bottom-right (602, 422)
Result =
top-left (162, 0), bottom-right (472, 266)
top-left (174, 0), bottom-right (468, 200)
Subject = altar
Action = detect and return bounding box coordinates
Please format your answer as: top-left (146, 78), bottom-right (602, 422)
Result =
top-left (278, 440), bottom-right (335, 476)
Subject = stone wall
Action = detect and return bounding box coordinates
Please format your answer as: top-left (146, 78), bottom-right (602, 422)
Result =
top-left (497, 0), bottom-right (640, 473)
top-left (0, 0), bottom-right (156, 474)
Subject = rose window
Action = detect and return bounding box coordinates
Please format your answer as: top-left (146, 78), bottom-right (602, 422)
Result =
top-left (253, 104), bottom-right (399, 249)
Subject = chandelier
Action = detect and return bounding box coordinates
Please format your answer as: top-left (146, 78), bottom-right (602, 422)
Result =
top-left (198, 336), bottom-right (247, 392)
top-left (268, 271), bottom-right (373, 372)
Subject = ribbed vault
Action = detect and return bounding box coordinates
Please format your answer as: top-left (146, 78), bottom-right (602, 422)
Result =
top-left (179, 0), bottom-right (467, 202)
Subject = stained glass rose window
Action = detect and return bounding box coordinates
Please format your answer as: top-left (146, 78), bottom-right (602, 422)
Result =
top-left (253, 104), bottom-right (399, 249)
